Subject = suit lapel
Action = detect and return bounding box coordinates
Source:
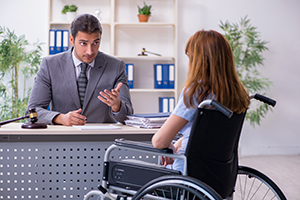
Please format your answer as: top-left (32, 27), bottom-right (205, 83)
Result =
top-left (83, 52), bottom-right (107, 110)
top-left (59, 48), bottom-right (81, 108)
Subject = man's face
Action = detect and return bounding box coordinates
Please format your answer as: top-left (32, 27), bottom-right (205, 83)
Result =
top-left (70, 31), bottom-right (101, 64)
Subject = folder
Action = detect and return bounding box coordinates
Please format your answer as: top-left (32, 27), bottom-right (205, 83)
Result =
top-left (168, 64), bottom-right (175, 89)
top-left (162, 64), bottom-right (169, 89)
top-left (125, 112), bottom-right (171, 128)
top-left (62, 30), bottom-right (69, 52)
top-left (125, 63), bottom-right (134, 89)
top-left (49, 30), bottom-right (56, 55)
top-left (154, 64), bottom-right (163, 89)
top-left (168, 97), bottom-right (175, 112)
top-left (55, 30), bottom-right (62, 54)
top-left (128, 112), bottom-right (171, 118)
top-left (159, 97), bottom-right (169, 113)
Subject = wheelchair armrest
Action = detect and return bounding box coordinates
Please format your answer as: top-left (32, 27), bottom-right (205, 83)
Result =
top-left (114, 138), bottom-right (173, 154)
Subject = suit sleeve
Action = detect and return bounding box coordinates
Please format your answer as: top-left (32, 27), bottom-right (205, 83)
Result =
top-left (26, 57), bottom-right (60, 124)
top-left (113, 60), bottom-right (134, 123)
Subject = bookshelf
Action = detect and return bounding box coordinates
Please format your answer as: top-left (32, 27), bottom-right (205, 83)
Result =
top-left (48, 0), bottom-right (178, 114)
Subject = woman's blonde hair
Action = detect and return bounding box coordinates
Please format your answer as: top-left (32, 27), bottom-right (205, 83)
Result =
top-left (184, 30), bottom-right (249, 113)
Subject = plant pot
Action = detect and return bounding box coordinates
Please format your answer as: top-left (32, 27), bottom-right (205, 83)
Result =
top-left (138, 14), bottom-right (150, 22)
top-left (66, 11), bottom-right (77, 21)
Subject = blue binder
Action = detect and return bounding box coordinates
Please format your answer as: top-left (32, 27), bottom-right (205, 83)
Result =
top-left (49, 29), bottom-right (56, 55)
top-left (159, 97), bottom-right (175, 112)
top-left (168, 97), bottom-right (175, 112)
top-left (125, 63), bottom-right (134, 89)
top-left (154, 64), bottom-right (163, 89)
top-left (62, 30), bottom-right (69, 52)
top-left (168, 64), bottom-right (175, 89)
top-left (55, 30), bottom-right (62, 54)
top-left (159, 97), bottom-right (169, 113)
top-left (162, 64), bottom-right (169, 89)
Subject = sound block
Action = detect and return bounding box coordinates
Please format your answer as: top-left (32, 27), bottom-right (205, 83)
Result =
top-left (21, 123), bottom-right (47, 129)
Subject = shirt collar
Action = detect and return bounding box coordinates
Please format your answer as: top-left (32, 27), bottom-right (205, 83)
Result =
top-left (72, 49), bottom-right (95, 68)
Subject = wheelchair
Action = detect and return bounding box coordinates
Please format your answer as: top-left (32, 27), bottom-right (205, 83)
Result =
top-left (84, 94), bottom-right (286, 200)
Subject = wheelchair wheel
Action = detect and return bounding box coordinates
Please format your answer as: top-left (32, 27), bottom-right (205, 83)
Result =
top-left (132, 175), bottom-right (222, 200)
top-left (235, 166), bottom-right (287, 200)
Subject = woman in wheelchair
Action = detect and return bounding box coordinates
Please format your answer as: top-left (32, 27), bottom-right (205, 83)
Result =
top-left (152, 29), bottom-right (250, 174)
top-left (84, 30), bottom-right (286, 200)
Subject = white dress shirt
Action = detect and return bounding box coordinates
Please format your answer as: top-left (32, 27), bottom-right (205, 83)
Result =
top-left (72, 50), bottom-right (95, 80)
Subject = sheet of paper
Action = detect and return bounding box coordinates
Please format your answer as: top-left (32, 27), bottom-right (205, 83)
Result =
top-left (73, 124), bottom-right (121, 130)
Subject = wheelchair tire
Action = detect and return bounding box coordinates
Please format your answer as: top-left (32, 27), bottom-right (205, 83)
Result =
top-left (235, 166), bottom-right (287, 200)
top-left (132, 175), bottom-right (222, 200)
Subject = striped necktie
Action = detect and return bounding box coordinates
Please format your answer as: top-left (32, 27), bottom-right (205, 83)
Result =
top-left (78, 63), bottom-right (88, 107)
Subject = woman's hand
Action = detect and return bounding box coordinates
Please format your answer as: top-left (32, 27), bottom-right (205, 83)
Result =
top-left (161, 156), bottom-right (174, 166)
top-left (160, 142), bottom-right (177, 166)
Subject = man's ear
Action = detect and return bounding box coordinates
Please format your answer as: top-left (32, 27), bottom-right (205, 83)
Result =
top-left (70, 34), bottom-right (74, 46)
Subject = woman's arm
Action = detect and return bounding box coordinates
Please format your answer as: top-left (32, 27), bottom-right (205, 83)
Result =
top-left (152, 114), bottom-right (188, 149)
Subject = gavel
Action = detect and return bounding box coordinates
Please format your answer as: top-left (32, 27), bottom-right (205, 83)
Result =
top-left (0, 108), bottom-right (47, 129)
top-left (138, 48), bottom-right (162, 56)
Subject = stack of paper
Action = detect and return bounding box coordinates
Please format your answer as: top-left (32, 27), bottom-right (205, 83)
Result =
top-left (125, 112), bottom-right (171, 129)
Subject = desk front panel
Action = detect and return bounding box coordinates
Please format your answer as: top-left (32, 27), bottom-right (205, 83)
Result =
top-left (0, 124), bottom-right (158, 200)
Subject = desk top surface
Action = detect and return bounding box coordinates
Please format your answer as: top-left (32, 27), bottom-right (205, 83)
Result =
top-left (0, 123), bottom-right (158, 142)
top-left (0, 123), bottom-right (157, 135)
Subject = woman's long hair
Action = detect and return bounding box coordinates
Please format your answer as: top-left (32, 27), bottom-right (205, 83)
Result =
top-left (183, 30), bottom-right (249, 113)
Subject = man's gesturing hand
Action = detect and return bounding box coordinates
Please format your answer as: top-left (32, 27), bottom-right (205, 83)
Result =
top-left (98, 82), bottom-right (123, 112)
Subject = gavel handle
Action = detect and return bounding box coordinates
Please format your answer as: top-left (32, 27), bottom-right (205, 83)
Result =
top-left (0, 115), bottom-right (29, 127)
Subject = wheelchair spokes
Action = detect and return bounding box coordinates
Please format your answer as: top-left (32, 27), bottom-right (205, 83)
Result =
top-left (132, 176), bottom-right (222, 200)
top-left (234, 166), bottom-right (286, 200)
top-left (133, 184), bottom-right (209, 200)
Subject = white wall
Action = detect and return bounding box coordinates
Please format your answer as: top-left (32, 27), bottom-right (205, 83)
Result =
top-left (177, 0), bottom-right (300, 156)
top-left (1, 0), bottom-right (299, 156)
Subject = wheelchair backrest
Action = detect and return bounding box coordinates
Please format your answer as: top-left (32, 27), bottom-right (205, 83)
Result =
top-left (185, 108), bottom-right (246, 198)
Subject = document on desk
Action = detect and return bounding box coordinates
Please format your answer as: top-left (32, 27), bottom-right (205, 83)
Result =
top-left (73, 124), bottom-right (121, 130)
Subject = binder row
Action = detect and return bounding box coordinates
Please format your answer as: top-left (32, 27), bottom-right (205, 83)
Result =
top-left (159, 97), bottom-right (175, 113)
top-left (125, 63), bottom-right (175, 89)
top-left (154, 64), bottom-right (175, 89)
top-left (49, 29), bottom-right (69, 55)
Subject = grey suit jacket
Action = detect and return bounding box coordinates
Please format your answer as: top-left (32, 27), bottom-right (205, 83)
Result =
top-left (27, 48), bottom-right (133, 124)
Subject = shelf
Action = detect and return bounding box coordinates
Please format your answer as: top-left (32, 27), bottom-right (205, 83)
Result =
top-left (114, 22), bottom-right (175, 27)
top-left (116, 56), bottom-right (175, 61)
top-left (50, 21), bottom-right (111, 26)
top-left (129, 89), bottom-right (176, 93)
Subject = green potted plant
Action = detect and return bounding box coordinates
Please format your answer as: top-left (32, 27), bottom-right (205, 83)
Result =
top-left (0, 26), bottom-right (42, 121)
top-left (219, 16), bottom-right (273, 127)
top-left (61, 4), bottom-right (78, 21)
top-left (137, 2), bottom-right (152, 22)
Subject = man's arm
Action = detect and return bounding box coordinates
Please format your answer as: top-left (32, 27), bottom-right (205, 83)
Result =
top-left (26, 57), bottom-right (59, 124)
top-left (97, 60), bottom-right (133, 123)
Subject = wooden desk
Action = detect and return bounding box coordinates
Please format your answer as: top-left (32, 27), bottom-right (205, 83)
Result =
top-left (0, 123), bottom-right (158, 200)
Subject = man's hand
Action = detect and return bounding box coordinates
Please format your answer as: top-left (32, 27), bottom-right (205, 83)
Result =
top-left (98, 82), bottom-right (122, 112)
top-left (53, 108), bottom-right (87, 126)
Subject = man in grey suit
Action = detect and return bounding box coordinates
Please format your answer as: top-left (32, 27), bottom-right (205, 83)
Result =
top-left (27, 14), bottom-right (133, 126)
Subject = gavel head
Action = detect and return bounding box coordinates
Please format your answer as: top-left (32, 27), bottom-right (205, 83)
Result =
top-left (28, 108), bottom-right (38, 123)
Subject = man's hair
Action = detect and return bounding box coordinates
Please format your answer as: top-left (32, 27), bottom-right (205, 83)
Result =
top-left (70, 14), bottom-right (102, 38)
